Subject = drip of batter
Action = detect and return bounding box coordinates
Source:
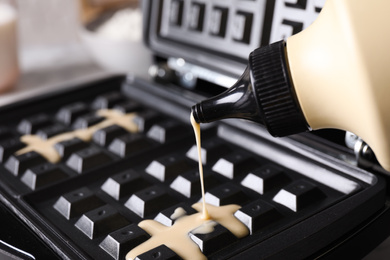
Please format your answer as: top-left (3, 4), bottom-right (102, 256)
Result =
top-left (126, 113), bottom-right (249, 259)
top-left (190, 112), bottom-right (209, 220)
top-left (190, 220), bottom-right (217, 235)
top-left (170, 207), bottom-right (187, 220)
top-left (16, 109), bottom-right (138, 163)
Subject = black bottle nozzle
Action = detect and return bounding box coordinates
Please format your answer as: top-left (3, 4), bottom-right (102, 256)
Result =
top-left (192, 66), bottom-right (262, 125)
top-left (191, 40), bottom-right (309, 137)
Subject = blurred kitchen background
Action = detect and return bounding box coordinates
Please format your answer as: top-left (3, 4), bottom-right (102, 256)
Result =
top-left (0, 0), bottom-right (151, 105)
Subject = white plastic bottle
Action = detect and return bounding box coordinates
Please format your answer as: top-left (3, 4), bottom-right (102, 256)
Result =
top-left (192, 0), bottom-right (390, 171)
top-left (287, 0), bottom-right (390, 171)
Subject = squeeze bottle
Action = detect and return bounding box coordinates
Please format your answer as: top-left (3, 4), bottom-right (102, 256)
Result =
top-left (191, 0), bottom-right (390, 171)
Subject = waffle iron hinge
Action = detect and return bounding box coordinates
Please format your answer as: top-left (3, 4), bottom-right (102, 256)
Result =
top-left (150, 57), bottom-right (236, 89)
top-left (345, 131), bottom-right (389, 174)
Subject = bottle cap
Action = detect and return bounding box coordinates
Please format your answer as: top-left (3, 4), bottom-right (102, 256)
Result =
top-left (249, 40), bottom-right (309, 136)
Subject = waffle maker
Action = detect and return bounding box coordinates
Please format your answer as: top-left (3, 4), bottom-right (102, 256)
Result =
top-left (0, 0), bottom-right (389, 259)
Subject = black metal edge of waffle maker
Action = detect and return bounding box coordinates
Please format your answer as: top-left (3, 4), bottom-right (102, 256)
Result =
top-left (0, 0), bottom-right (388, 259)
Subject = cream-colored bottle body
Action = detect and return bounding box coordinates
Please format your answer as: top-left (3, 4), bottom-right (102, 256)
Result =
top-left (287, 0), bottom-right (390, 171)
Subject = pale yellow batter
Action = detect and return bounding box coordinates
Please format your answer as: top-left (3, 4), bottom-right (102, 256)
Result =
top-left (190, 112), bottom-right (210, 220)
top-left (16, 109), bottom-right (138, 163)
top-left (126, 203), bottom-right (248, 260)
top-left (125, 113), bottom-right (249, 259)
